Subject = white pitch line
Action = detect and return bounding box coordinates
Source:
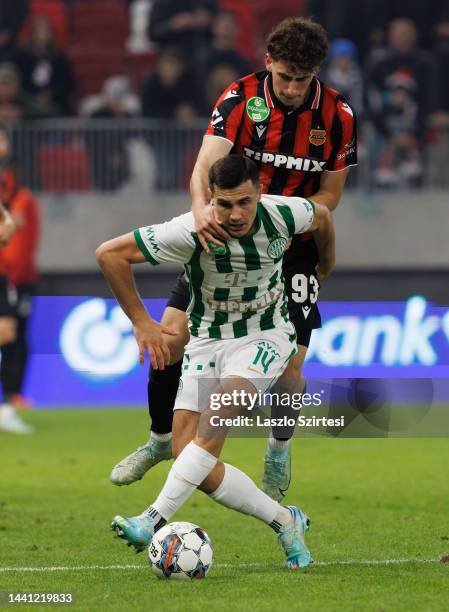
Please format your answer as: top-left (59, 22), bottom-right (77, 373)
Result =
top-left (0, 558), bottom-right (440, 573)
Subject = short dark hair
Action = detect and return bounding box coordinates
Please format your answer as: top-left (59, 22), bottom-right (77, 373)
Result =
top-left (266, 17), bottom-right (329, 71)
top-left (209, 155), bottom-right (259, 191)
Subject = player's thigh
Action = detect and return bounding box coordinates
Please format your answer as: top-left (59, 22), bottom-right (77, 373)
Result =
top-left (160, 306), bottom-right (189, 363)
top-left (172, 409), bottom-right (199, 458)
top-left (195, 376), bottom-right (257, 457)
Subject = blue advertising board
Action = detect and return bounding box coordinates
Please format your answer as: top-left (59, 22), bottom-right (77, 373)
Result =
top-left (21, 296), bottom-right (449, 406)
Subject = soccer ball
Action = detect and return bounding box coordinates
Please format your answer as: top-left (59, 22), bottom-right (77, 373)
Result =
top-left (148, 521), bottom-right (213, 580)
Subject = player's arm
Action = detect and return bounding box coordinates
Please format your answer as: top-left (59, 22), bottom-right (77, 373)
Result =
top-left (190, 135), bottom-right (233, 251)
top-left (308, 201), bottom-right (335, 281)
top-left (0, 202), bottom-right (15, 246)
top-left (96, 233), bottom-right (177, 369)
top-left (310, 168), bottom-right (349, 212)
top-left (314, 97), bottom-right (357, 211)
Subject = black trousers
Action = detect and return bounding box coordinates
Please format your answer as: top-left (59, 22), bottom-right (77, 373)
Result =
top-left (1, 284), bottom-right (34, 400)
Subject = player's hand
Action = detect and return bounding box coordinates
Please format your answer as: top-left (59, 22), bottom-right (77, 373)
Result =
top-left (193, 205), bottom-right (231, 253)
top-left (133, 318), bottom-right (179, 370)
top-left (0, 212), bottom-right (15, 246)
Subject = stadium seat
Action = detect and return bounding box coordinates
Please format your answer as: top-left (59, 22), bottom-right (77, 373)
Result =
top-left (126, 50), bottom-right (157, 92)
top-left (39, 143), bottom-right (92, 192)
top-left (70, 0), bottom-right (129, 47)
top-left (20, 0), bottom-right (69, 47)
top-left (67, 44), bottom-right (126, 100)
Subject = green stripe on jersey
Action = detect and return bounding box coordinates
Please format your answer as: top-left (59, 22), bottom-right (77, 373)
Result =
top-left (259, 270), bottom-right (280, 331)
top-left (208, 287), bottom-right (230, 339)
top-left (186, 239), bottom-right (205, 337)
top-left (133, 229), bottom-right (159, 265)
top-left (239, 234), bottom-right (261, 270)
top-left (276, 204), bottom-right (295, 236)
top-left (305, 198), bottom-right (316, 212)
top-left (232, 285), bottom-right (258, 338)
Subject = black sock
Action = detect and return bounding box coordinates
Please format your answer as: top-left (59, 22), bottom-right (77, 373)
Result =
top-left (272, 382), bottom-right (307, 441)
top-left (144, 506), bottom-right (167, 532)
top-left (147, 360), bottom-right (182, 434)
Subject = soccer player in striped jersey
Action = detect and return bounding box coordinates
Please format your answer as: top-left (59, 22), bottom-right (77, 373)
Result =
top-left (110, 17), bottom-right (356, 501)
top-left (98, 155), bottom-right (335, 568)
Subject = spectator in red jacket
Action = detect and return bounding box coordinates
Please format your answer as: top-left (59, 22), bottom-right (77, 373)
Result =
top-left (0, 125), bottom-right (39, 419)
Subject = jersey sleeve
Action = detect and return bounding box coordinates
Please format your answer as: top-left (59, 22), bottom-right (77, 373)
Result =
top-left (134, 212), bottom-right (196, 266)
top-left (204, 80), bottom-right (245, 144)
top-left (326, 97), bottom-right (357, 171)
top-left (261, 195), bottom-right (315, 236)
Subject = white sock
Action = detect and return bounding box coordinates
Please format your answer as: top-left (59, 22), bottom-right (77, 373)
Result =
top-left (150, 431), bottom-right (172, 443)
top-left (152, 441), bottom-right (217, 520)
top-left (209, 463), bottom-right (291, 531)
top-left (268, 434), bottom-right (291, 451)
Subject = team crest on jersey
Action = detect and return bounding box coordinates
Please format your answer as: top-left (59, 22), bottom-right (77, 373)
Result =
top-left (246, 96), bottom-right (270, 123)
top-left (309, 129), bottom-right (326, 146)
top-left (267, 235), bottom-right (288, 260)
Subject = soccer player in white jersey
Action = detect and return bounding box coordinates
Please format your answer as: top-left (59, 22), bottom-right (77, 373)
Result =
top-left (96, 155), bottom-right (335, 569)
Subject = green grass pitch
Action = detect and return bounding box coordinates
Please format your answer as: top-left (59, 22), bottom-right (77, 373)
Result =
top-left (1, 408), bottom-right (449, 611)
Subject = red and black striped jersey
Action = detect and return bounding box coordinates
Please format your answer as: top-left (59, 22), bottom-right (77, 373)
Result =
top-left (205, 70), bottom-right (357, 198)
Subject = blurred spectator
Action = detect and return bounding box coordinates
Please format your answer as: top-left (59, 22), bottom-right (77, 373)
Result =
top-left (203, 63), bottom-right (240, 114)
top-left (207, 12), bottom-right (253, 76)
top-left (127, 0), bottom-right (154, 53)
top-left (368, 19), bottom-right (440, 186)
top-left (148, 0), bottom-right (218, 79)
top-left (84, 76), bottom-right (140, 191)
top-left (306, 0), bottom-right (449, 59)
top-left (321, 38), bottom-right (364, 117)
top-left (0, 62), bottom-right (46, 123)
top-left (15, 15), bottom-right (75, 117)
top-left (433, 18), bottom-right (449, 115)
top-left (0, 0), bottom-right (29, 62)
top-left (0, 123), bottom-right (37, 432)
top-left (82, 75), bottom-right (140, 118)
top-left (142, 49), bottom-right (200, 190)
top-left (142, 49), bottom-right (199, 119)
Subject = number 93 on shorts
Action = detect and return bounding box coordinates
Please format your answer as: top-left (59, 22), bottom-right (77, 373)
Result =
top-left (174, 327), bottom-right (297, 413)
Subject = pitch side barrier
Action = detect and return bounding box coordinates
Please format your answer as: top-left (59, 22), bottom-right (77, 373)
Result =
top-left (22, 295), bottom-right (449, 436)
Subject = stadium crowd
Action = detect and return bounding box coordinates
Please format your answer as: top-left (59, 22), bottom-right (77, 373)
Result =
top-left (0, 0), bottom-right (448, 190)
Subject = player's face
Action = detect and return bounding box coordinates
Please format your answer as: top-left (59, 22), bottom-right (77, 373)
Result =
top-left (211, 179), bottom-right (260, 237)
top-left (266, 55), bottom-right (317, 109)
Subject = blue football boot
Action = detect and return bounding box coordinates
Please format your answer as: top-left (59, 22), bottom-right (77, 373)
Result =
top-left (278, 505), bottom-right (312, 569)
top-left (111, 514), bottom-right (154, 553)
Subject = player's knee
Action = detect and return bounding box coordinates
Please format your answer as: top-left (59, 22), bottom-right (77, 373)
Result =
top-left (161, 307), bottom-right (189, 363)
top-left (282, 356), bottom-right (303, 381)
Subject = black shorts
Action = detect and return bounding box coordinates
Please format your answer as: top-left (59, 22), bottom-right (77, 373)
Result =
top-left (0, 276), bottom-right (16, 318)
top-left (282, 236), bottom-right (322, 347)
top-left (166, 237), bottom-right (322, 348)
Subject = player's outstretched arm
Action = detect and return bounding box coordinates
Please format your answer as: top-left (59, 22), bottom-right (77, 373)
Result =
top-left (308, 203), bottom-right (335, 281)
top-left (190, 135), bottom-right (233, 252)
top-left (96, 233), bottom-right (177, 369)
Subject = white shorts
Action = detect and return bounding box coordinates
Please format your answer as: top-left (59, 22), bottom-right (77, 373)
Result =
top-left (174, 327), bottom-right (297, 413)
